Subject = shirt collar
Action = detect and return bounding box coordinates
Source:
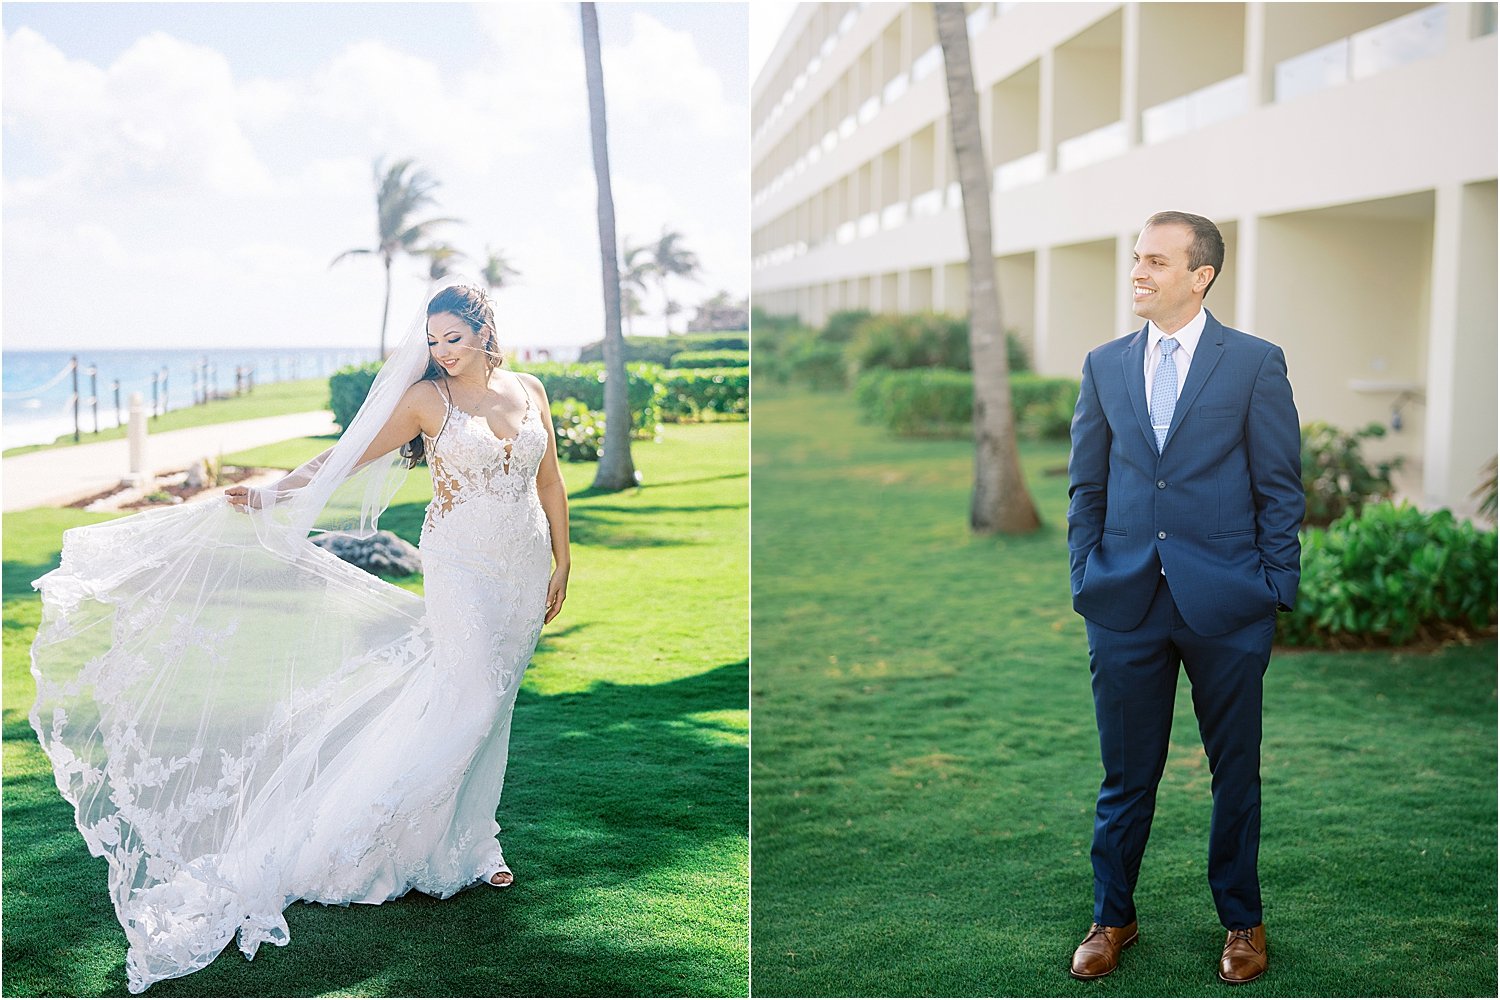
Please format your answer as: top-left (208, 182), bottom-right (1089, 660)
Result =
top-left (1147, 306), bottom-right (1207, 360)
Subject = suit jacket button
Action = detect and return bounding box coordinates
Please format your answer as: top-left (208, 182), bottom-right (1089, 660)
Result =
top-left (1156, 480), bottom-right (1167, 489)
top-left (1157, 531), bottom-right (1167, 539)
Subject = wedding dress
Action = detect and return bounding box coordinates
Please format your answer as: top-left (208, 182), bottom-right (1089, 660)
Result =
top-left (29, 280), bottom-right (552, 993)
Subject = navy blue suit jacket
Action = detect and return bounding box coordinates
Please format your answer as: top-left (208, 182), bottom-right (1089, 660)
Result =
top-left (1066, 311), bottom-right (1304, 637)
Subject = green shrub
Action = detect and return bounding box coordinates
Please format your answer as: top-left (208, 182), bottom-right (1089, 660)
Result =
top-left (576, 333), bottom-right (747, 366)
top-left (786, 333), bottom-right (849, 390)
top-left (669, 349), bottom-right (749, 369)
top-left (658, 368), bottom-right (749, 421)
top-left (853, 368), bottom-right (1080, 440)
top-left (1278, 502), bottom-right (1498, 649)
top-left (550, 398), bottom-right (604, 462)
top-left (518, 362), bottom-right (663, 434)
top-left (821, 309), bottom-right (872, 344)
top-left (329, 362), bottom-right (383, 431)
top-left (750, 315), bottom-right (817, 386)
top-left (848, 313), bottom-right (971, 372)
top-left (1302, 421), bottom-right (1401, 527)
top-left (842, 312), bottom-right (1030, 375)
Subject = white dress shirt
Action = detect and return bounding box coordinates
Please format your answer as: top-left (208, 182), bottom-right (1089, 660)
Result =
top-left (1144, 306), bottom-right (1207, 403)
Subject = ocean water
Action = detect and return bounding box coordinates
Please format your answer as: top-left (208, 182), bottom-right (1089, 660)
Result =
top-left (2, 347), bottom-right (375, 450)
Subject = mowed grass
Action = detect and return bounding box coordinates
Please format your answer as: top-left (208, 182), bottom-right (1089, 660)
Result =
top-left (750, 387), bottom-right (1496, 998)
top-left (2, 422), bottom-right (748, 997)
top-left (2, 377), bottom-right (331, 456)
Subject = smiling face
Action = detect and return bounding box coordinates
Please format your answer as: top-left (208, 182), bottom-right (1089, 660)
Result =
top-left (1131, 223), bottom-right (1214, 333)
top-left (425, 312), bottom-right (491, 381)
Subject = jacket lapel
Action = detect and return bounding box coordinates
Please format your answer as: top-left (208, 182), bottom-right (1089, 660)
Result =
top-left (1121, 324), bottom-right (1155, 451)
top-left (1160, 310), bottom-right (1225, 453)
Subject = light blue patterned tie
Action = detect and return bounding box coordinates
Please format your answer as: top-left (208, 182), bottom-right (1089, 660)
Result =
top-left (1150, 337), bottom-right (1179, 452)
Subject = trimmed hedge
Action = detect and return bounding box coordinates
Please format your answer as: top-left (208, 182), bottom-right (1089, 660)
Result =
top-left (669, 349), bottom-right (749, 369)
top-left (1278, 502), bottom-right (1498, 649)
top-left (329, 361), bottom-right (384, 431)
top-left (577, 333), bottom-right (747, 366)
top-left (658, 368), bottom-right (749, 421)
top-left (853, 368), bottom-right (1080, 440)
top-left (550, 398), bottom-right (604, 462)
top-left (517, 362), bottom-right (663, 434)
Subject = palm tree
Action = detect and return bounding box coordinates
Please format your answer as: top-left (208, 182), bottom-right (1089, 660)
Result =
top-left (934, 3), bottom-right (1040, 534)
top-left (649, 227), bottom-right (701, 335)
top-left (332, 157), bottom-right (459, 358)
top-left (420, 243), bottom-right (466, 283)
top-left (580, 2), bottom-right (636, 490)
top-left (481, 247), bottom-right (521, 293)
top-left (619, 240), bottom-right (655, 336)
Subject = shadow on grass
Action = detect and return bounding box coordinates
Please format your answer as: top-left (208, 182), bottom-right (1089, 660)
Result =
top-left (3, 561), bottom-right (58, 602)
top-left (3, 661), bottom-right (748, 998)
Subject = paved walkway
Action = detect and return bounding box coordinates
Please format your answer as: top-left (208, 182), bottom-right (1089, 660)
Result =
top-left (3, 411), bottom-right (337, 512)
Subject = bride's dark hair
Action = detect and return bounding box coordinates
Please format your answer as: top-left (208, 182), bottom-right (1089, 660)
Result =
top-left (400, 284), bottom-right (504, 468)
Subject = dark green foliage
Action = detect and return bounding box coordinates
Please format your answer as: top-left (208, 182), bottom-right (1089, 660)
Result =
top-left (668, 350), bottom-right (749, 369)
top-left (658, 368), bottom-right (749, 421)
top-left (752, 388), bottom-right (1497, 999)
top-left (749, 312), bottom-right (820, 387)
top-left (576, 333), bottom-right (747, 366)
top-left (1302, 421), bottom-right (1401, 527)
top-left (328, 362), bottom-right (383, 431)
top-left (819, 309), bottom-right (872, 344)
top-left (853, 368), bottom-right (1080, 440)
top-left (1279, 502), bottom-right (1499, 649)
top-left (517, 362), bottom-right (663, 434)
top-left (848, 312), bottom-right (971, 372)
top-left (784, 334), bottom-right (849, 390)
top-left (548, 398), bottom-right (603, 461)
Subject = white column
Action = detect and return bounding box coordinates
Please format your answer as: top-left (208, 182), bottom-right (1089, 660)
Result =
top-left (1039, 49), bottom-right (1057, 173)
top-left (1234, 213), bottom-right (1259, 333)
top-left (1114, 231), bottom-right (1137, 338)
top-left (1121, 2), bottom-right (1142, 147)
top-left (1034, 245), bottom-right (1053, 372)
top-left (1423, 183), bottom-right (1462, 510)
top-left (1244, 2), bottom-right (1271, 106)
top-left (1445, 1), bottom-right (1475, 47)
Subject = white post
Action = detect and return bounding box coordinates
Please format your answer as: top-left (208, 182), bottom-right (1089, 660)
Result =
top-left (127, 391), bottom-right (152, 490)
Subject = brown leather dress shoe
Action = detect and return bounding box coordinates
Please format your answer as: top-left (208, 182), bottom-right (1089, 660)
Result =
top-left (1069, 920), bottom-right (1138, 979)
top-left (1219, 924), bottom-right (1268, 984)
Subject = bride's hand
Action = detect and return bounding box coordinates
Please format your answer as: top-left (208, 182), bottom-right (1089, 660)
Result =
top-left (224, 485), bottom-right (261, 512)
top-left (544, 567), bottom-right (568, 624)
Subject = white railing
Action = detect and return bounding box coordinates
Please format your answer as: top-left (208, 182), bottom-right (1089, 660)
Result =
top-left (836, 221), bottom-right (858, 244)
top-left (1056, 120), bottom-right (1128, 172)
top-left (882, 73), bottom-right (910, 106)
top-left (858, 96), bottom-right (881, 125)
top-left (881, 203), bottom-right (908, 230)
top-left (911, 188), bottom-right (945, 217)
top-left (994, 150), bottom-right (1046, 191)
top-left (1141, 74), bottom-right (1250, 145)
top-left (857, 212), bottom-right (880, 238)
top-left (912, 44), bottom-right (943, 82)
top-left (1275, 4), bottom-right (1446, 103)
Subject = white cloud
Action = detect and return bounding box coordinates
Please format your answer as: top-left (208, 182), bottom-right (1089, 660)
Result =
top-left (603, 13), bottom-right (734, 137)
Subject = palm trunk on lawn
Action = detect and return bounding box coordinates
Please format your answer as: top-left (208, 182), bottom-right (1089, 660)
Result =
top-left (934, 2), bottom-right (1041, 534)
top-left (581, 2), bottom-right (636, 490)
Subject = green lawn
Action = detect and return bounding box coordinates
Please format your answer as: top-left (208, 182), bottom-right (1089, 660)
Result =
top-left (3, 423), bottom-right (748, 997)
top-left (750, 387), bottom-right (1496, 998)
top-left (2, 378), bottom-right (331, 456)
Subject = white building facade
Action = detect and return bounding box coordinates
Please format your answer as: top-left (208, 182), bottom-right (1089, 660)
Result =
top-left (752, 2), bottom-right (1498, 516)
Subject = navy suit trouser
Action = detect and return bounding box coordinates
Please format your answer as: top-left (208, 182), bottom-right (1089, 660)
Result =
top-left (1085, 573), bottom-right (1275, 931)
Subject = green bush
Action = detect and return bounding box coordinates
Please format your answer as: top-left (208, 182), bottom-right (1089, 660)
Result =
top-left (821, 309), bottom-right (872, 344)
top-left (329, 362), bottom-right (383, 431)
top-left (669, 349), bottom-right (749, 369)
top-left (518, 362), bottom-right (663, 434)
top-left (853, 368), bottom-right (1080, 440)
top-left (842, 312), bottom-right (1030, 375)
top-left (1278, 502), bottom-right (1498, 649)
top-left (576, 333), bottom-right (747, 366)
top-left (1302, 421), bottom-right (1401, 527)
top-left (658, 368), bottom-right (749, 421)
top-left (550, 398), bottom-right (604, 462)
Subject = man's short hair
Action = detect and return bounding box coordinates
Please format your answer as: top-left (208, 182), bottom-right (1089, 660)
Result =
top-left (1144, 211), bottom-right (1225, 298)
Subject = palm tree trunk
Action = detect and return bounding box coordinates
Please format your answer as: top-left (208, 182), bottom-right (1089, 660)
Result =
top-left (934, 3), bottom-right (1040, 534)
top-left (581, 2), bottom-right (636, 490)
top-left (379, 254), bottom-right (393, 360)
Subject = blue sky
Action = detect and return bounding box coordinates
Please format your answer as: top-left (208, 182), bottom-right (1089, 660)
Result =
top-left (2, 2), bottom-right (749, 351)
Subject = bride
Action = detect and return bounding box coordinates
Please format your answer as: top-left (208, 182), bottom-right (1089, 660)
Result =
top-left (28, 277), bottom-right (571, 993)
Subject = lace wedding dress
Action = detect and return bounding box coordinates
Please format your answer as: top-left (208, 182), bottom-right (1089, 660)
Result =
top-left (29, 367), bottom-right (551, 993)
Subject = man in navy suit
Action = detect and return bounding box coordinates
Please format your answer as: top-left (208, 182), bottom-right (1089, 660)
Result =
top-left (1065, 212), bottom-right (1303, 985)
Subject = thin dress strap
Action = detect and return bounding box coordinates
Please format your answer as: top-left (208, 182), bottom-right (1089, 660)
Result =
top-left (510, 369), bottom-right (533, 411)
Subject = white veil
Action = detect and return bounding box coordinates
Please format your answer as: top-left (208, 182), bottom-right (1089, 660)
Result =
top-left (27, 275), bottom-right (474, 992)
